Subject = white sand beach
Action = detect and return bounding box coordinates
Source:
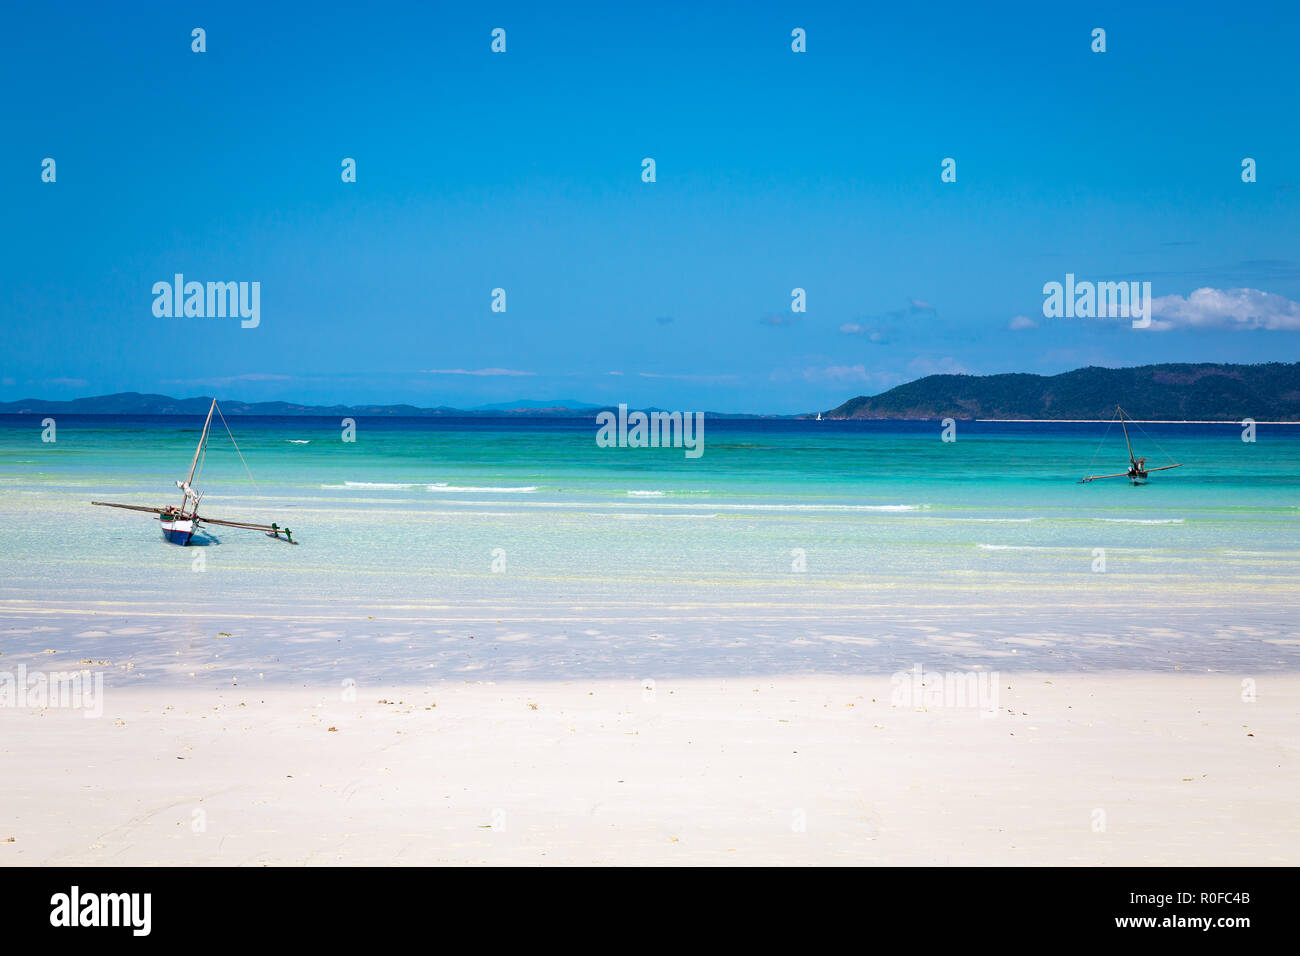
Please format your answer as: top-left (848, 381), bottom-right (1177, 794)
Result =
top-left (3, 672), bottom-right (1296, 866)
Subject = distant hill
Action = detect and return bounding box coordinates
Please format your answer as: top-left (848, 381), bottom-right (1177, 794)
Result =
top-left (0, 392), bottom-right (784, 419)
top-left (0, 392), bottom-right (613, 416)
top-left (820, 363), bottom-right (1300, 420)
top-left (0, 392), bottom-right (607, 417)
top-left (0, 392), bottom-right (450, 416)
top-left (470, 398), bottom-right (604, 412)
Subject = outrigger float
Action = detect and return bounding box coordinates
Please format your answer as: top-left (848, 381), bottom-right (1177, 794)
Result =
top-left (1079, 405), bottom-right (1183, 486)
top-left (92, 398), bottom-right (298, 545)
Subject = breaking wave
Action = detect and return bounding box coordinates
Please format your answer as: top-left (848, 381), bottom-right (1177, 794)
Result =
top-left (1094, 518), bottom-right (1184, 524)
top-left (427, 482), bottom-right (538, 493)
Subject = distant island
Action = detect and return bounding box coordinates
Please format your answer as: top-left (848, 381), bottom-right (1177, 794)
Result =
top-left (5, 362), bottom-right (1299, 421)
top-left (0, 393), bottom-right (615, 417)
top-left (0, 392), bottom-right (783, 419)
top-left (819, 362), bottom-right (1300, 421)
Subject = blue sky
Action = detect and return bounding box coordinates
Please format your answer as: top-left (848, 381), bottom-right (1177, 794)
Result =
top-left (3, 1), bottom-right (1298, 413)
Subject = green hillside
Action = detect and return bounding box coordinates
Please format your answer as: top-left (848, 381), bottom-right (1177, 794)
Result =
top-left (822, 363), bottom-right (1300, 420)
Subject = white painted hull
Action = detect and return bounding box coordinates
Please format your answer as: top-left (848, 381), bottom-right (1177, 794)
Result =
top-left (160, 517), bottom-right (196, 545)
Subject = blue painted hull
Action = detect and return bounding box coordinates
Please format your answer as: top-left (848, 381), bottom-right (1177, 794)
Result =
top-left (160, 517), bottom-right (196, 545)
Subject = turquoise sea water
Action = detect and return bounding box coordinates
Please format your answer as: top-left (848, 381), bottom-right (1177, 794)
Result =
top-left (2, 415), bottom-right (1298, 680)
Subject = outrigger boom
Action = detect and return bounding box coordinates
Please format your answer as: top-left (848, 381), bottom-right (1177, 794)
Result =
top-left (90, 501), bottom-right (296, 541)
top-left (91, 398), bottom-right (298, 545)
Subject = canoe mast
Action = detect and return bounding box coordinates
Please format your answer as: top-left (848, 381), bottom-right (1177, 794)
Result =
top-left (177, 398), bottom-right (216, 516)
top-left (1118, 405), bottom-right (1136, 467)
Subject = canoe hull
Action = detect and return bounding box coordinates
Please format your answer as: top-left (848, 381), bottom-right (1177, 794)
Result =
top-left (160, 517), bottom-right (195, 545)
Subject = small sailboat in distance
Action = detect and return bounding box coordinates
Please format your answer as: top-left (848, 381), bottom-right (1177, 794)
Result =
top-left (1079, 405), bottom-right (1183, 485)
top-left (92, 398), bottom-right (298, 544)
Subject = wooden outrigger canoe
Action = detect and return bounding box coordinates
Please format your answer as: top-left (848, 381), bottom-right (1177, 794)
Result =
top-left (92, 398), bottom-right (298, 544)
top-left (1079, 405), bottom-right (1183, 485)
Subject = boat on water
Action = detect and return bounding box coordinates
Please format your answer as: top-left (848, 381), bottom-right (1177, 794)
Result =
top-left (1079, 405), bottom-right (1183, 485)
top-left (92, 398), bottom-right (298, 545)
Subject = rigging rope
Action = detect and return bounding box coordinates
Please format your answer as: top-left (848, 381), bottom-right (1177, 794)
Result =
top-left (1126, 416), bottom-right (1181, 466)
top-left (214, 402), bottom-right (261, 496)
top-left (1084, 407), bottom-right (1118, 474)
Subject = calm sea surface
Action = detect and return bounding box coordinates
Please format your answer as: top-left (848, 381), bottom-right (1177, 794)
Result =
top-left (2, 415), bottom-right (1297, 679)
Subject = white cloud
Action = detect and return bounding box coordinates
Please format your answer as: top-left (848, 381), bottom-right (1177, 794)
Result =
top-left (162, 373), bottom-right (295, 386)
top-left (838, 322), bottom-right (887, 342)
top-left (1009, 315), bottom-right (1038, 330)
top-left (421, 368), bottom-right (536, 376)
top-left (1149, 287), bottom-right (1300, 331)
top-left (798, 365), bottom-right (901, 387)
top-left (638, 372), bottom-right (739, 382)
top-left (804, 364), bottom-right (873, 382)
